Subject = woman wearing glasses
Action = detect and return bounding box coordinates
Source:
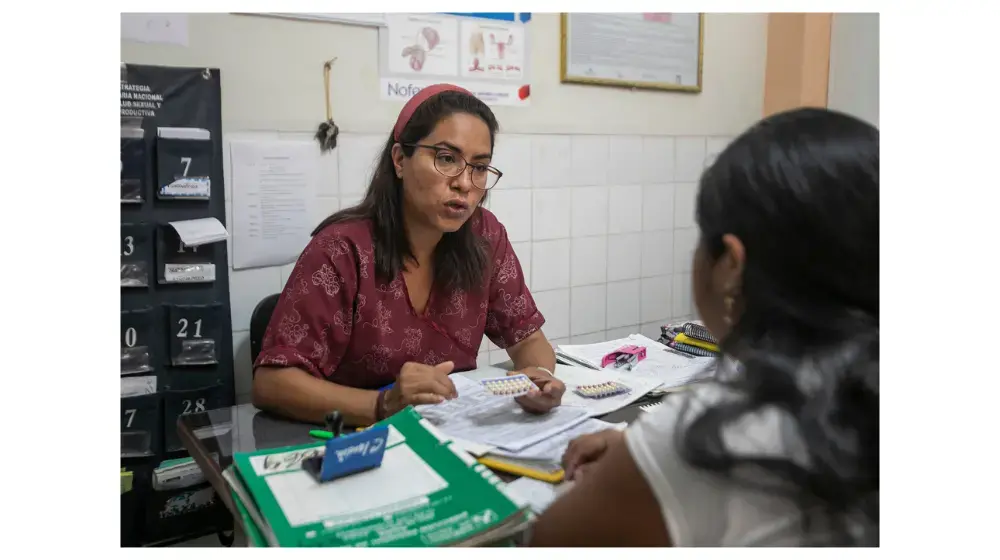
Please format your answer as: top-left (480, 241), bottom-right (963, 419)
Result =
top-left (252, 84), bottom-right (564, 425)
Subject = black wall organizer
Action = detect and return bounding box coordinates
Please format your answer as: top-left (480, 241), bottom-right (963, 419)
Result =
top-left (121, 62), bottom-right (234, 546)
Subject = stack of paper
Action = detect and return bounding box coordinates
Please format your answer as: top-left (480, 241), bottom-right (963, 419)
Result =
top-left (486, 418), bottom-right (625, 464)
top-left (556, 334), bottom-right (716, 390)
top-left (416, 375), bottom-right (591, 453)
top-left (553, 365), bottom-right (662, 417)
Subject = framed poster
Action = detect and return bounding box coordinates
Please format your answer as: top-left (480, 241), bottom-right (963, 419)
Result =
top-left (560, 13), bottom-right (704, 93)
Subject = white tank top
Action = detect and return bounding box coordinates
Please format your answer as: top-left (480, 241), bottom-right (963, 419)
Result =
top-left (624, 383), bottom-right (825, 546)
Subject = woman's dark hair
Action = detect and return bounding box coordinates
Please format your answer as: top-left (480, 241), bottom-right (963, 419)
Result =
top-left (684, 107), bottom-right (879, 545)
top-left (312, 91), bottom-right (498, 290)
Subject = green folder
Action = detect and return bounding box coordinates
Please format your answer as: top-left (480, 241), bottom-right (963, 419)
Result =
top-left (225, 406), bottom-right (529, 547)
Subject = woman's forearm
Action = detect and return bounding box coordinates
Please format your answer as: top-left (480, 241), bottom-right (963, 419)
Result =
top-left (507, 330), bottom-right (557, 372)
top-left (251, 366), bottom-right (379, 426)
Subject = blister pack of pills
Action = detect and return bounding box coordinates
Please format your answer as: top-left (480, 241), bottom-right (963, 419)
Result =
top-left (481, 374), bottom-right (536, 397)
top-left (574, 381), bottom-right (632, 399)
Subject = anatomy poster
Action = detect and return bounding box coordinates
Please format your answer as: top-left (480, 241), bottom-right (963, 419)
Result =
top-left (387, 14), bottom-right (458, 76)
top-left (380, 13), bottom-right (531, 107)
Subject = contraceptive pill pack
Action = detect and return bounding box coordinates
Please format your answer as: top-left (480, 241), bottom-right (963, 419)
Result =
top-left (574, 381), bottom-right (631, 399)
top-left (480, 374), bottom-right (537, 397)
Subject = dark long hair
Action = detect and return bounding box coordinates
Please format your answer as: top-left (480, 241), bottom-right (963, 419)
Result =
top-left (683, 108), bottom-right (879, 545)
top-left (312, 91), bottom-right (498, 291)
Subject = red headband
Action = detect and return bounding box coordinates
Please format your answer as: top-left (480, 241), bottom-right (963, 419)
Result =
top-left (393, 83), bottom-right (474, 142)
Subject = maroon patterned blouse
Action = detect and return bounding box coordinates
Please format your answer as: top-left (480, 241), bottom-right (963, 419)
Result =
top-left (254, 208), bottom-right (545, 389)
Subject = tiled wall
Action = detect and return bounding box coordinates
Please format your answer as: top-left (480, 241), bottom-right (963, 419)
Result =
top-left (225, 132), bottom-right (734, 403)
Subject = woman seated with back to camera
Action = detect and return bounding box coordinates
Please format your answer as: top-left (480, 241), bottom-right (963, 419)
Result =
top-left (530, 107), bottom-right (879, 547)
top-left (251, 84), bottom-right (565, 426)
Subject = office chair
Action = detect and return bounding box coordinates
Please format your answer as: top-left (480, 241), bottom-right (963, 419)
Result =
top-left (249, 293), bottom-right (281, 371)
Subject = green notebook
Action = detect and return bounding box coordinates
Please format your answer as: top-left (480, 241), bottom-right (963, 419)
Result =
top-left (227, 406), bottom-right (529, 547)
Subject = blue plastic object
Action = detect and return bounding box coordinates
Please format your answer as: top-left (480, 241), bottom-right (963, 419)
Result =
top-left (317, 425), bottom-right (390, 482)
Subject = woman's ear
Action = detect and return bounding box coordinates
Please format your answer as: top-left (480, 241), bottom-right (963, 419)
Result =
top-left (391, 143), bottom-right (405, 178)
top-left (713, 233), bottom-right (746, 295)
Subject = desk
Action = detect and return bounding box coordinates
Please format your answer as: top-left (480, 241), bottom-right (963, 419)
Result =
top-left (177, 363), bottom-right (667, 543)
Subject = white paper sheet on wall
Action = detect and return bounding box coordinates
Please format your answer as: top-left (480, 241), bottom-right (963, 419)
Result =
top-left (121, 13), bottom-right (189, 46)
top-left (231, 140), bottom-right (320, 270)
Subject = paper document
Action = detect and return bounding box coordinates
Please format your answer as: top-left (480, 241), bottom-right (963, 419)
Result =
top-left (489, 418), bottom-right (625, 463)
top-left (554, 365), bottom-right (661, 416)
top-left (231, 140), bottom-right (321, 270)
top-left (557, 334), bottom-right (716, 390)
top-left (417, 373), bottom-right (591, 452)
top-left (503, 477), bottom-right (568, 514)
top-left (168, 217), bottom-right (229, 247)
top-left (121, 13), bottom-right (189, 46)
top-left (267, 444), bottom-right (448, 528)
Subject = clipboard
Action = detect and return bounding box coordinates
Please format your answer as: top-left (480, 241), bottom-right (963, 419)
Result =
top-left (478, 455), bottom-right (565, 483)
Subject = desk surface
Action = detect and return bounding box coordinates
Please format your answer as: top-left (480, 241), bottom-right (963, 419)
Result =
top-left (176, 363), bottom-right (664, 538)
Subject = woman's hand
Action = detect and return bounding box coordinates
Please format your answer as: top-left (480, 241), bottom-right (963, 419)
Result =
top-left (383, 361), bottom-right (459, 415)
top-left (511, 367), bottom-right (565, 415)
top-left (562, 429), bottom-right (625, 481)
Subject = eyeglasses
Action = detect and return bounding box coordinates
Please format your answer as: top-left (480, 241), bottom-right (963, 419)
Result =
top-left (404, 143), bottom-right (503, 191)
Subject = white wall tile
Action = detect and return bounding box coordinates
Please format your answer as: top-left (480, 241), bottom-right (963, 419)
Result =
top-left (571, 284), bottom-right (607, 336)
top-left (311, 196), bottom-right (340, 233)
top-left (606, 325), bottom-right (639, 339)
top-left (672, 272), bottom-right (694, 319)
top-left (534, 288), bottom-right (570, 340)
top-left (673, 227), bottom-right (700, 274)
top-left (532, 187), bottom-right (572, 240)
top-left (489, 189), bottom-right (532, 242)
top-left (338, 133), bottom-right (384, 196)
top-left (531, 135), bottom-right (572, 188)
top-left (480, 334), bottom-right (499, 354)
top-left (510, 241), bottom-right (532, 289)
top-left (570, 135), bottom-right (609, 187)
top-left (675, 137), bottom-right (707, 182)
top-left (641, 230), bottom-right (673, 278)
top-left (571, 186), bottom-right (609, 237)
top-left (673, 182), bottom-right (698, 229)
top-left (489, 348), bottom-right (510, 365)
top-left (317, 150), bottom-right (340, 197)
top-left (641, 184), bottom-right (675, 231)
top-left (607, 184), bottom-right (643, 234)
top-left (232, 330), bottom-right (253, 399)
top-left (642, 136), bottom-right (676, 183)
top-left (493, 134), bottom-right (533, 188)
top-left (340, 193), bottom-right (365, 209)
top-left (531, 239), bottom-right (571, 291)
top-left (477, 352), bottom-right (493, 368)
top-left (570, 236), bottom-right (607, 287)
top-left (608, 135), bottom-right (644, 185)
top-left (226, 198), bottom-right (234, 268)
top-left (279, 262), bottom-right (297, 286)
top-left (705, 136), bottom-right (733, 169)
top-left (640, 321), bottom-right (665, 340)
top-left (641, 276), bottom-right (673, 323)
top-left (606, 280), bottom-right (641, 329)
top-left (607, 232), bottom-right (643, 281)
top-left (571, 331), bottom-right (607, 344)
top-left (229, 266), bottom-right (283, 331)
